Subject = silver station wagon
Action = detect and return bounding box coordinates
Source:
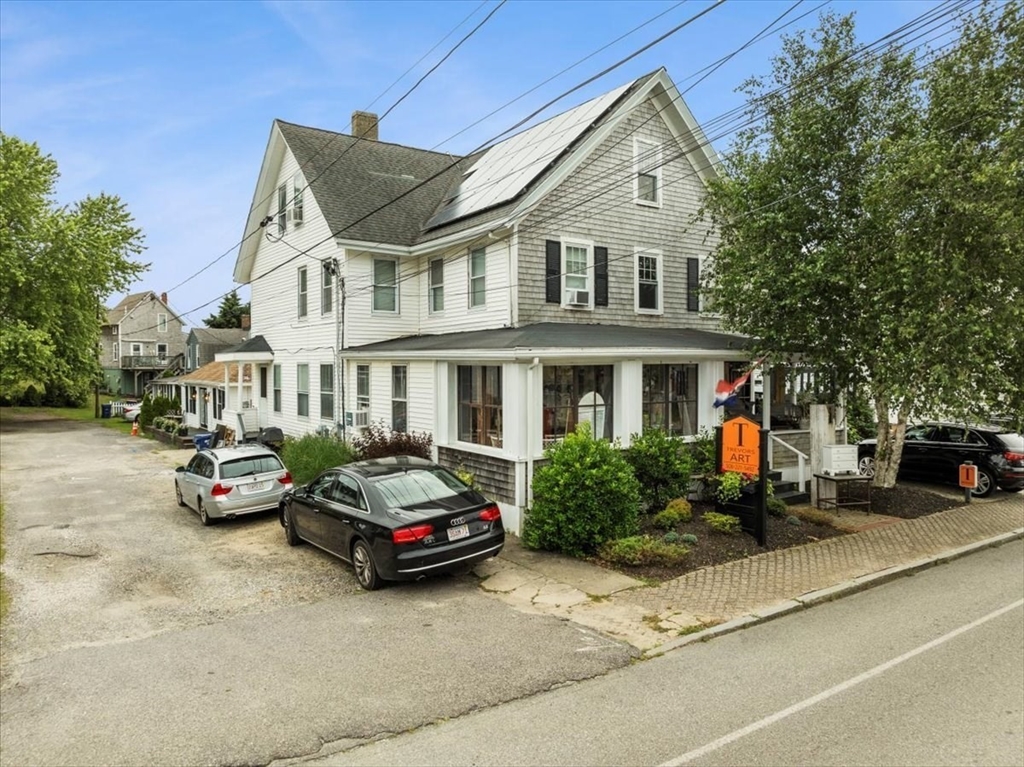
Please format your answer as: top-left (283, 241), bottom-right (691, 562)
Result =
top-left (175, 445), bottom-right (293, 525)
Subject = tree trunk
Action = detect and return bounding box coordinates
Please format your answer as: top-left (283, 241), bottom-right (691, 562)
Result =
top-left (872, 396), bottom-right (909, 489)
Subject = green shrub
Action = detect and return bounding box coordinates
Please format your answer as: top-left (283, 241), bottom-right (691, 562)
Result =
top-left (665, 497), bottom-right (692, 521)
top-left (681, 532), bottom-right (698, 544)
top-left (786, 515), bottom-right (802, 526)
top-left (712, 471), bottom-right (747, 503)
top-left (625, 428), bottom-right (694, 512)
top-left (139, 394), bottom-right (175, 429)
top-left (523, 424), bottom-right (641, 557)
top-left (281, 433), bottom-right (360, 485)
top-left (174, 423), bottom-right (189, 437)
top-left (599, 535), bottom-right (689, 567)
top-left (689, 427), bottom-right (717, 478)
top-left (653, 499), bottom-right (692, 530)
top-left (703, 512), bottom-right (742, 535)
top-left (663, 531), bottom-right (680, 544)
top-left (453, 465), bottom-right (479, 490)
top-left (767, 497), bottom-right (789, 518)
top-left (353, 421), bottom-right (433, 460)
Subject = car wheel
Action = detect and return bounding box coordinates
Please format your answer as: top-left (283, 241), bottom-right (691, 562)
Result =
top-left (352, 540), bottom-right (380, 591)
top-left (283, 507), bottom-right (301, 546)
top-left (858, 455), bottom-right (876, 478)
top-left (198, 499), bottom-right (214, 526)
top-left (175, 481), bottom-right (187, 508)
top-left (971, 468), bottom-right (995, 498)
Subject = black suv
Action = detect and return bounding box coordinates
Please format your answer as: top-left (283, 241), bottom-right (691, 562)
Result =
top-left (858, 423), bottom-right (1024, 498)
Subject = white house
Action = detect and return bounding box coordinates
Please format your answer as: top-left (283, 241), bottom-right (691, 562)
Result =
top-left (222, 68), bottom-right (807, 533)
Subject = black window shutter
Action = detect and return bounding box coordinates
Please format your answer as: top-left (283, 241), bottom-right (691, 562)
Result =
top-left (594, 246), bottom-right (609, 306)
top-left (545, 240), bottom-right (561, 303)
top-left (687, 258), bottom-right (700, 312)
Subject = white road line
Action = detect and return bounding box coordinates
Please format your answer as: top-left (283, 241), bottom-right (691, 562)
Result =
top-left (659, 598), bottom-right (1024, 767)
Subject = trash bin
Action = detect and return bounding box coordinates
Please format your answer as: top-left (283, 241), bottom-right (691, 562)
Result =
top-left (100, 403), bottom-right (112, 419)
top-left (193, 433), bottom-right (213, 451)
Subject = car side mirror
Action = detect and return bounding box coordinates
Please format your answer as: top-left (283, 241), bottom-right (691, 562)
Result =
top-left (175, 466), bottom-right (185, 473)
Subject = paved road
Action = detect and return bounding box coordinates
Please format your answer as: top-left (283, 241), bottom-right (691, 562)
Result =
top-left (0, 415), bottom-right (636, 767)
top-left (309, 540), bottom-right (1024, 767)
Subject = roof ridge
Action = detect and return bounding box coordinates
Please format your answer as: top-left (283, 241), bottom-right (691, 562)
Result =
top-left (275, 119), bottom-right (463, 160)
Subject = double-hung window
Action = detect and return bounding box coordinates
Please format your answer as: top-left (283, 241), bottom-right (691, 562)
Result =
top-left (356, 365), bottom-right (370, 411)
top-left (297, 364), bottom-right (309, 417)
top-left (321, 261), bottom-right (333, 314)
top-left (542, 365), bottom-right (614, 442)
top-left (297, 266), bottom-right (308, 319)
top-left (277, 184), bottom-right (288, 234)
top-left (469, 248), bottom-right (486, 308)
top-left (429, 258), bottom-right (444, 313)
top-left (373, 258), bottom-right (398, 312)
top-left (634, 138), bottom-right (662, 206)
top-left (392, 365), bottom-right (407, 432)
top-left (635, 249), bottom-right (662, 314)
top-left (157, 343), bottom-right (168, 360)
top-left (457, 366), bottom-right (502, 447)
top-left (157, 313), bottom-right (168, 333)
top-left (320, 364), bottom-right (334, 420)
top-left (273, 365), bottom-right (282, 412)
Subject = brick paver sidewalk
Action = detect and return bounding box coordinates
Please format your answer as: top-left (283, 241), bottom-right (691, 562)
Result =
top-left (620, 497), bottom-right (1024, 623)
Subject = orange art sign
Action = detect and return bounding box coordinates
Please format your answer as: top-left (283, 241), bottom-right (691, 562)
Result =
top-left (721, 416), bottom-right (761, 476)
top-left (959, 463), bottom-right (978, 489)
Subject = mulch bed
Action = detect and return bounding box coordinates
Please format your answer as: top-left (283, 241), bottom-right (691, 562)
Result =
top-left (592, 483), bottom-right (967, 583)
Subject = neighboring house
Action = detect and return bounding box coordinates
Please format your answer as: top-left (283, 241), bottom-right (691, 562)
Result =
top-left (221, 68), bottom-right (801, 533)
top-left (186, 327), bottom-right (250, 372)
top-left (100, 291), bottom-right (186, 396)
top-left (166, 360), bottom-right (255, 435)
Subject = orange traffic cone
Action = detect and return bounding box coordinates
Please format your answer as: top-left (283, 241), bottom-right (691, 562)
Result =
top-left (131, 420), bottom-right (139, 437)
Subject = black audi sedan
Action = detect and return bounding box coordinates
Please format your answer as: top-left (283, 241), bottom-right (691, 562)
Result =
top-left (278, 456), bottom-right (505, 590)
top-left (858, 423), bottom-right (1024, 498)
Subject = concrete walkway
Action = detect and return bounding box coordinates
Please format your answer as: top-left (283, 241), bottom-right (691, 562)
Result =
top-left (473, 493), bottom-right (1024, 655)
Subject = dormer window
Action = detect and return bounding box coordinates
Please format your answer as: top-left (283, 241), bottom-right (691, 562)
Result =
top-left (634, 138), bottom-right (662, 207)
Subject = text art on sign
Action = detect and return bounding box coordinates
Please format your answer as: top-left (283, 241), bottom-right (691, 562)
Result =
top-left (721, 415), bottom-right (760, 476)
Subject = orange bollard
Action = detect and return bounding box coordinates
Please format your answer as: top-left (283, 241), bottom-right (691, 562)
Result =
top-left (131, 420), bottom-right (139, 436)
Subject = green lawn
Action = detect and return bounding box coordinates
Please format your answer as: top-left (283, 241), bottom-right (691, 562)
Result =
top-left (0, 399), bottom-right (136, 435)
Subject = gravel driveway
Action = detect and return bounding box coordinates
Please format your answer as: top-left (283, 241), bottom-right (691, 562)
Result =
top-left (0, 414), bottom-right (636, 767)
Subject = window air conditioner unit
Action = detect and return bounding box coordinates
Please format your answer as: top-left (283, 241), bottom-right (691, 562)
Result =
top-left (566, 289), bottom-right (590, 307)
top-left (347, 410), bottom-right (369, 428)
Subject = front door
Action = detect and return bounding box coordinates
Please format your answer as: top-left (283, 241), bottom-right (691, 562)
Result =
top-left (199, 388), bottom-right (209, 428)
top-left (258, 365), bottom-right (269, 428)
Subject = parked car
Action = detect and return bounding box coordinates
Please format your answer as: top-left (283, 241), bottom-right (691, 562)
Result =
top-left (174, 445), bottom-right (293, 525)
top-left (122, 402), bottom-right (141, 422)
top-left (278, 456), bottom-right (505, 590)
top-left (858, 423), bottom-right (1024, 498)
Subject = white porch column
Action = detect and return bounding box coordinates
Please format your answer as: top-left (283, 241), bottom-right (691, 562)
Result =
top-left (699, 361), bottom-right (725, 433)
top-left (223, 365), bottom-right (230, 413)
top-left (616, 360), bottom-right (643, 447)
top-left (502, 363), bottom-right (527, 456)
top-left (762, 368), bottom-right (772, 430)
top-left (237, 363), bottom-right (244, 410)
top-left (434, 362), bottom-right (450, 448)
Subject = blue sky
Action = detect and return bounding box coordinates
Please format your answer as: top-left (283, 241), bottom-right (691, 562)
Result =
top-left (1, 0), bottom-right (940, 327)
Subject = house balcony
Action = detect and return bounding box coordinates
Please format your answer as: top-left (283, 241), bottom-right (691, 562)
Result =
top-left (121, 355), bottom-right (173, 370)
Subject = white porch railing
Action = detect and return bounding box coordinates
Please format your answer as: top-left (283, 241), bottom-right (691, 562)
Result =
top-left (769, 433), bottom-right (809, 490)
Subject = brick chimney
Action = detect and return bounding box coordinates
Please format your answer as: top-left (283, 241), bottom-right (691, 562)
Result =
top-left (160, 292), bottom-right (168, 305)
top-left (241, 314), bottom-right (251, 331)
top-left (352, 111), bottom-right (379, 141)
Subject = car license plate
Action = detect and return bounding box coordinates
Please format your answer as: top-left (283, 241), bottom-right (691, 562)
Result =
top-left (448, 524), bottom-right (469, 542)
top-left (244, 481), bottom-right (269, 493)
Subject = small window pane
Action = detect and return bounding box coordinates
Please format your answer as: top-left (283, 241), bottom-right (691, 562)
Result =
top-left (373, 259), bottom-right (397, 312)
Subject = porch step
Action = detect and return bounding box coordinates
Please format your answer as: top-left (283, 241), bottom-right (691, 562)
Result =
top-left (776, 490), bottom-right (810, 506)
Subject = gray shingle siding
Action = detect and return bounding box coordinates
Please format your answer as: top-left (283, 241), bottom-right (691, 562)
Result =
top-left (437, 446), bottom-right (516, 505)
top-left (516, 100), bottom-right (722, 331)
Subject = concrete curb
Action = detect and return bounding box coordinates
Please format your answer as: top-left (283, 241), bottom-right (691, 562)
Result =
top-left (645, 527), bottom-right (1024, 659)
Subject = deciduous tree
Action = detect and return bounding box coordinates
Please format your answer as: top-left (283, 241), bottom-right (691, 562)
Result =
top-left (700, 4), bottom-right (1023, 487)
top-left (0, 133), bottom-right (147, 404)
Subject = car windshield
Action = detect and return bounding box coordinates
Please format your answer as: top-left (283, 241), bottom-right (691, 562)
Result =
top-left (373, 469), bottom-right (469, 508)
top-left (219, 454), bottom-right (284, 479)
top-left (996, 432), bottom-right (1024, 451)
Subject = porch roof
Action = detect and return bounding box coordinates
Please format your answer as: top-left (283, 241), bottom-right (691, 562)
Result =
top-left (344, 323), bottom-right (751, 360)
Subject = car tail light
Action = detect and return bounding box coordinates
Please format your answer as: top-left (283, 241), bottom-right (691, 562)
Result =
top-left (278, 471), bottom-right (293, 485)
top-left (392, 524), bottom-right (434, 544)
top-left (211, 483), bottom-right (233, 497)
top-left (479, 505), bottom-right (501, 522)
top-left (1005, 451), bottom-right (1024, 464)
